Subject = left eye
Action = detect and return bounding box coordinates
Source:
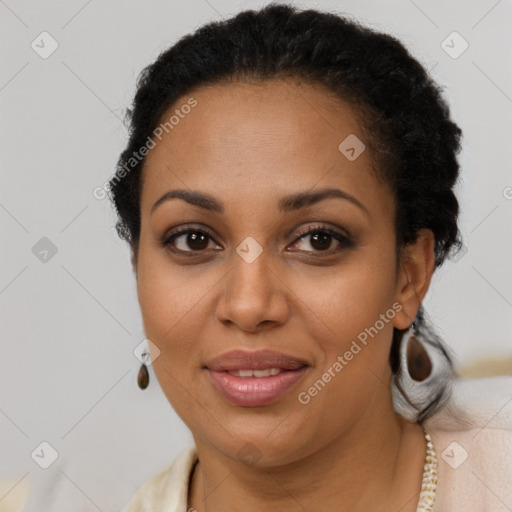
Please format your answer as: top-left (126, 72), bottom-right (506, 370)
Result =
top-left (162, 228), bottom-right (220, 253)
top-left (290, 226), bottom-right (353, 253)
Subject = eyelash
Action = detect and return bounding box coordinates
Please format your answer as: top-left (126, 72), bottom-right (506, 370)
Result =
top-left (159, 223), bottom-right (354, 256)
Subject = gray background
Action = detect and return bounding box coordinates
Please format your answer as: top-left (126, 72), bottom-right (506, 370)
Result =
top-left (1, 0), bottom-right (511, 510)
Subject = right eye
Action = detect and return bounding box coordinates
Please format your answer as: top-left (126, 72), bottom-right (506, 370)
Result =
top-left (160, 226), bottom-right (222, 254)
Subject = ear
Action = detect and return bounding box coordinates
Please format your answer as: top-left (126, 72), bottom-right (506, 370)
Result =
top-left (392, 229), bottom-right (435, 330)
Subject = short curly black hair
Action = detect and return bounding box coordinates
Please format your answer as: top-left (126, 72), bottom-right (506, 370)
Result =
top-left (109, 2), bottom-right (462, 420)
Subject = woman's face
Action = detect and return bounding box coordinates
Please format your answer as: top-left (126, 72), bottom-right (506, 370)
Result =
top-left (135, 79), bottom-right (419, 466)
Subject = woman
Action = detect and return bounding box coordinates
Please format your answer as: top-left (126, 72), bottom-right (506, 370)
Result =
top-left (110, 4), bottom-right (512, 511)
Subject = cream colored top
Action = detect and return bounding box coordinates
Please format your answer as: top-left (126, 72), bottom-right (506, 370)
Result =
top-left (122, 377), bottom-right (512, 512)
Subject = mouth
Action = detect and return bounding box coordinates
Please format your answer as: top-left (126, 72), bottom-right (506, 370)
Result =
top-left (226, 368), bottom-right (287, 377)
top-left (205, 350), bottom-right (309, 407)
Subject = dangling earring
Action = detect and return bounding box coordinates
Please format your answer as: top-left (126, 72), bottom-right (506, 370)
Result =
top-left (391, 310), bottom-right (454, 422)
top-left (134, 339), bottom-right (160, 391)
top-left (405, 325), bottom-right (432, 382)
top-left (137, 360), bottom-right (149, 390)
top-left (137, 348), bottom-right (150, 390)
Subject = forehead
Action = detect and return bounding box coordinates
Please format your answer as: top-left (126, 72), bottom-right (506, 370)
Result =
top-left (140, 79), bottom-right (388, 216)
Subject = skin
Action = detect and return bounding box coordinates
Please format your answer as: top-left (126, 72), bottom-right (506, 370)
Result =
top-left (132, 78), bottom-right (436, 511)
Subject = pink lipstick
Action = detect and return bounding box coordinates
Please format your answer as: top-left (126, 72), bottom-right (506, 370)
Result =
top-left (205, 349), bottom-right (309, 407)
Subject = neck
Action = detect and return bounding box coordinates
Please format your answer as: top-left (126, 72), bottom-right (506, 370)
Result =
top-left (188, 387), bottom-right (426, 512)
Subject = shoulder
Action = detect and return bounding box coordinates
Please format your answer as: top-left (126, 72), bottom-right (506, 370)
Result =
top-left (425, 375), bottom-right (512, 431)
top-left (424, 376), bottom-right (512, 511)
top-left (122, 445), bottom-right (198, 512)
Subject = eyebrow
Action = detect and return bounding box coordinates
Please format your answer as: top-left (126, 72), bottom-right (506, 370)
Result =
top-left (150, 187), bottom-right (369, 216)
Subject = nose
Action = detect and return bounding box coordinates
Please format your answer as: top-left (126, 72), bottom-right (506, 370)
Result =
top-left (215, 243), bottom-right (290, 333)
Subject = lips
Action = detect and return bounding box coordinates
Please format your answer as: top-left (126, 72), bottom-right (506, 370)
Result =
top-left (206, 349), bottom-right (308, 372)
top-left (205, 349), bottom-right (309, 407)
top-left (227, 368), bottom-right (282, 377)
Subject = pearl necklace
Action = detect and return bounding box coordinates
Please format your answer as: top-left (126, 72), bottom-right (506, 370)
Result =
top-left (415, 428), bottom-right (438, 511)
top-left (187, 428), bottom-right (438, 511)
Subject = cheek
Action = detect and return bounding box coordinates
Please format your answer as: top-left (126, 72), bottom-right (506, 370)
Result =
top-left (136, 229), bottom-right (202, 333)
top-left (293, 245), bottom-right (398, 353)
top-left (291, 258), bottom-right (398, 438)
top-left (135, 240), bottom-right (230, 404)
top-left (136, 242), bottom-right (198, 357)
top-left (137, 272), bottom-right (209, 355)
top-left (136, 259), bottom-right (210, 411)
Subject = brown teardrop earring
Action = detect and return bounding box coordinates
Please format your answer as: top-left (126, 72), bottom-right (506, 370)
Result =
top-left (406, 331), bottom-right (433, 382)
top-left (138, 361), bottom-right (149, 390)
